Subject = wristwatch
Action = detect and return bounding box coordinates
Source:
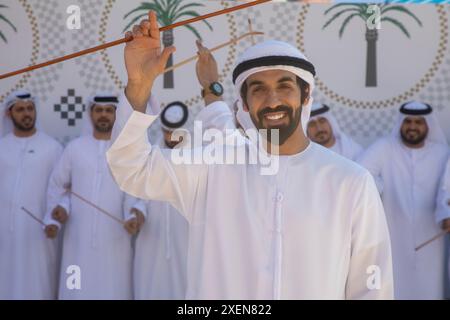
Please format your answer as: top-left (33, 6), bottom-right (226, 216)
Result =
top-left (201, 82), bottom-right (224, 98)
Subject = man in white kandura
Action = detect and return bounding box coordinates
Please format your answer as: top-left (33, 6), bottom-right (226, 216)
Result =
top-left (307, 103), bottom-right (363, 161)
top-left (436, 156), bottom-right (450, 298)
top-left (107, 11), bottom-right (393, 299)
top-left (0, 90), bottom-right (62, 299)
top-left (129, 102), bottom-right (189, 300)
top-left (359, 101), bottom-right (449, 299)
top-left (45, 94), bottom-right (136, 300)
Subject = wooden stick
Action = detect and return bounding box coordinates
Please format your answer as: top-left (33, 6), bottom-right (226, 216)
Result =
top-left (0, 0), bottom-right (271, 80)
top-left (248, 19), bottom-right (256, 45)
top-left (164, 31), bottom-right (264, 73)
top-left (21, 207), bottom-right (45, 226)
top-left (415, 230), bottom-right (448, 251)
top-left (68, 190), bottom-right (124, 226)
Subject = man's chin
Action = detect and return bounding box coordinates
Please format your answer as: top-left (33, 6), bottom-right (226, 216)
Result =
top-left (17, 125), bottom-right (35, 132)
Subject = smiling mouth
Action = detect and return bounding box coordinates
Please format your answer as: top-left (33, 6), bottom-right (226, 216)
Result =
top-left (264, 111), bottom-right (287, 121)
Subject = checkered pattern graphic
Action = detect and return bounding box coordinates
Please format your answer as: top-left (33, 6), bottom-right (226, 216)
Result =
top-left (54, 89), bottom-right (85, 126)
top-left (72, 0), bottom-right (116, 94)
top-left (27, 0), bottom-right (66, 103)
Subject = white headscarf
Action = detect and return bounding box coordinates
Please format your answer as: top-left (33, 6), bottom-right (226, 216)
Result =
top-left (0, 90), bottom-right (38, 138)
top-left (232, 40), bottom-right (316, 135)
top-left (309, 102), bottom-right (364, 158)
top-left (81, 93), bottom-right (119, 136)
top-left (309, 103), bottom-right (343, 137)
top-left (390, 101), bottom-right (447, 145)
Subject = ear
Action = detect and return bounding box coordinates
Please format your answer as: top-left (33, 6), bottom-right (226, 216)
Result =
top-left (303, 96), bottom-right (310, 107)
top-left (303, 85), bottom-right (311, 106)
top-left (6, 109), bottom-right (12, 119)
top-left (243, 102), bottom-right (249, 112)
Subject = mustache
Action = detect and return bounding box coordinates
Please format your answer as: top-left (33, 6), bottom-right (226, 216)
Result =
top-left (315, 131), bottom-right (328, 137)
top-left (258, 105), bottom-right (293, 118)
top-left (97, 117), bottom-right (111, 123)
top-left (21, 116), bottom-right (32, 122)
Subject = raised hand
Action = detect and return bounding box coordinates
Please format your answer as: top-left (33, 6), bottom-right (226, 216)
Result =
top-left (124, 11), bottom-right (176, 112)
top-left (195, 40), bottom-right (219, 89)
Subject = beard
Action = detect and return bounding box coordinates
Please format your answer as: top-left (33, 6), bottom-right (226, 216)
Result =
top-left (165, 138), bottom-right (182, 149)
top-left (313, 131), bottom-right (332, 146)
top-left (400, 129), bottom-right (428, 146)
top-left (93, 119), bottom-right (113, 133)
top-left (11, 115), bottom-right (36, 132)
top-left (250, 105), bottom-right (302, 146)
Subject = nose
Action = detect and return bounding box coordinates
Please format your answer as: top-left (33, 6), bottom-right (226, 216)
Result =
top-left (264, 89), bottom-right (282, 109)
top-left (316, 122), bottom-right (325, 131)
top-left (407, 123), bottom-right (420, 131)
top-left (23, 109), bottom-right (34, 117)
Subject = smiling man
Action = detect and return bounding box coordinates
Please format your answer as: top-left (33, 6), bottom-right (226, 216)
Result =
top-left (358, 101), bottom-right (449, 299)
top-left (106, 11), bottom-right (393, 299)
top-left (307, 103), bottom-right (363, 161)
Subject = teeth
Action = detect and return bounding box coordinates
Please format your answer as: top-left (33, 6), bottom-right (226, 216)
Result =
top-left (266, 113), bottom-right (285, 120)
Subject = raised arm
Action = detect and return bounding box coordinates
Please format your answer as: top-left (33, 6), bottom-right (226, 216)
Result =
top-left (195, 40), bottom-right (235, 132)
top-left (107, 11), bottom-right (206, 222)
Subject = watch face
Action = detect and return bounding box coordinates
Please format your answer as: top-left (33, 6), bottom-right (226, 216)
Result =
top-left (211, 83), bottom-right (224, 96)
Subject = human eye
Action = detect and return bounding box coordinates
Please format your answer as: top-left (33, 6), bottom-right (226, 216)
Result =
top-left (252, 86), bottom-right (265, 94)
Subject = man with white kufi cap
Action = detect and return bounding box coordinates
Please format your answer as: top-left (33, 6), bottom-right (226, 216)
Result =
top-left (44, 93), bottom-right (136, 299)
top-left (307, 103), bottom-right (363, 161)
top-left (106, 12), bottom-right (393, 299)
top-left (0, 90), bottom-right (62, 299)
top-left (359, 101), bottom-right (449, 299)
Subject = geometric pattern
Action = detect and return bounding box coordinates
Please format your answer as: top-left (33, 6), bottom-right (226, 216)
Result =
top-left (54, 89), bottom-right (85, 127)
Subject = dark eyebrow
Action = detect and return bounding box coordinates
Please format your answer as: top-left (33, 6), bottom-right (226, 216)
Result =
top-left (247, 80), bottom-right (264, 88)
top-left (278, 76), bottom-right (295, 83)
top-left (247, 76), bottom-right (295, 88)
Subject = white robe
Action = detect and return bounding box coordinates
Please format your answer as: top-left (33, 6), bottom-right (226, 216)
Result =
top-left (436, 156), bottom-right (450, 298)
top-left (132, 199), bottom-right (188, 300)
top-left (46, 135), bottom-right (133, 300)
top-left (310, 112), bottom-right (363, 161)
top-left (107, 97), bottom-right (393, 300)
top-left (436, 156), bottom-right (450, 225)
top-left (0, 131), bottom-right (62, 299)
top-left (329, 136), bottom-right (363, 161)
top-left (358, 137), bottom-right (449, 299)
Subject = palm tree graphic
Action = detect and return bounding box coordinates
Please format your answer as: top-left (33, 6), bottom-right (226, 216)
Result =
top-left (0, 4), bottom-right (17, 44)
top-left (124, 0), bottom-right (213, 89)
top-left (323, 3), bottom-right (422, 87)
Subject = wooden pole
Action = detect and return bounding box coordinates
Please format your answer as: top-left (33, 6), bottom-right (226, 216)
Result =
top-left (0, 0), bottom-right (271, 80)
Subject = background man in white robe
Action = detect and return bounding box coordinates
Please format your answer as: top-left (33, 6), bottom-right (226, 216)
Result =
top-left (0, 91), bottom-right (62, 299)
top-left (129, 106), bottom-right (190, 299)
top-left (45, 95), bottom-right (135, 300)
top-left (358, 101), bottom-right (449, 299)
top-left (307, 103), bottom-right (363, 161)
top-left (436, 156), bottom-right (450, 299)
top-left (107, 11), bottom-right (393, 299)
